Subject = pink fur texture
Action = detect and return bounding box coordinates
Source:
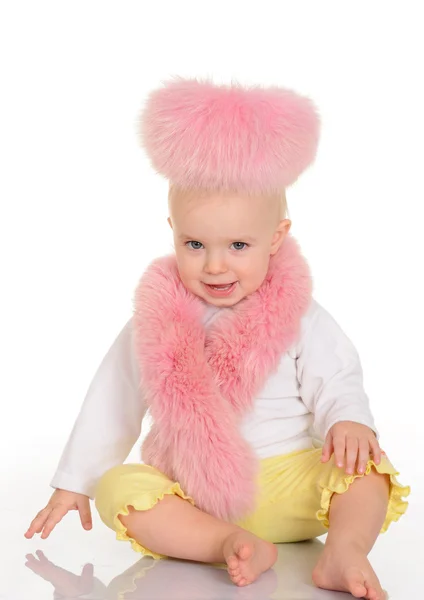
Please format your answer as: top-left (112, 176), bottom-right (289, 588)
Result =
top-left (133, 235), bottom-right (312, 521)
top-left (138, 76), bottom-right (321, 194)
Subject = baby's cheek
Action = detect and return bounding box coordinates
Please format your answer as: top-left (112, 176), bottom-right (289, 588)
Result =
top-left (244, 263), bottom-right (269, 291)
top-left (177, 269), bottom-right (197, 294)
top-left (177, 257), bottom-right (200, 282)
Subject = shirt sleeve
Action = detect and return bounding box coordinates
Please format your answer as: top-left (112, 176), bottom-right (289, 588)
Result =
top-left (295, 300), bottom-right (378, 441)
top-left (50, 317), bottom-right (146, 498)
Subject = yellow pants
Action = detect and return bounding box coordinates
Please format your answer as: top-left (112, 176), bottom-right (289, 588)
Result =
top-left (95, 448), bottom-right (410, 560)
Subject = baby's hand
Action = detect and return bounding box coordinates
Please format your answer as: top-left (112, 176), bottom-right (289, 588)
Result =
top-left (321, 421), bottom-right (382, 475)
top-left (25, 489), bottom-right (92, 539)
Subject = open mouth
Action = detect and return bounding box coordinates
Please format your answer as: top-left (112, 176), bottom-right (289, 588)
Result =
top-left (203, 281), bottom-right (237, 297)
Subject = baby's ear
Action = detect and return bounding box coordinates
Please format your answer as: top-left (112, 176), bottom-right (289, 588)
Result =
top-left (270, 219), bottom-right (291, 255)
top-left (167, 217), bottom-right (173, 230)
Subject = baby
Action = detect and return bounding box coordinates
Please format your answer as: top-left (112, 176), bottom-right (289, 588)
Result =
top-left (25, 78), bottom-right (410, 600)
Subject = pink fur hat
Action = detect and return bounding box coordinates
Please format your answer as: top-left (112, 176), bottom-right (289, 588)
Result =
top-left (138, 76), bottom-right (321, 195)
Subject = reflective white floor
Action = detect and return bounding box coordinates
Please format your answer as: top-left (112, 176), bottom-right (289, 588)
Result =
top-left (3, 483), bottom-right (422, 600)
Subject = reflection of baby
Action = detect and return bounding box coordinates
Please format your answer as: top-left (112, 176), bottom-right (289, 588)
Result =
top-left (106, 559), bottom-right (277, 600)
top-left (28, 541), bottom-right (360, 600)
top-left (25, 550), bottom-right (107, 599)
top-left (25, 549), bottom-right (277, 600)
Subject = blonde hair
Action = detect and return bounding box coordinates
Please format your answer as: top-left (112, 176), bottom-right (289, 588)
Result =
top-left (280, 189), bottom-right (288, 220)
top-left (169, 182), bottom-right (289, 221)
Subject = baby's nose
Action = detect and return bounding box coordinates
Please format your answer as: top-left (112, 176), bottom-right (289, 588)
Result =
top-left (204, 254), bottom-right (227, 275)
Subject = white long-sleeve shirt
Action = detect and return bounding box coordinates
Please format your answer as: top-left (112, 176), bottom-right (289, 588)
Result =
top-left (50, 299), bottom-right (377, 498)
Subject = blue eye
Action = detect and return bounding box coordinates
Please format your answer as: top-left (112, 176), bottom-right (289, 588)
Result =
top-left (231, 242), bottom-right (248, 251)
top-left (186, 241), bottom-right (203, 250)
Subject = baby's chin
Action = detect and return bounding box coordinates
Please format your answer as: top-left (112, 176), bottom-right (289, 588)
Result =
top-left (202, 295), bottom-right (243, 308)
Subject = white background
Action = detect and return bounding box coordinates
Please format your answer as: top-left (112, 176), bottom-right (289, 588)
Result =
top-left (0, 2), bottom-right (423, 598)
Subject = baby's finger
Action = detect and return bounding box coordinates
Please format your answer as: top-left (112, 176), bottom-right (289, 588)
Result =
top-left (25, 554), bottom-right (38, 567)
top-left (78, 499), bottom-right (93, 530)
top-left (40, 506), bottom-right (68, 539)
top-left (370, 437), bottom-right (382, 465)
top-left (25, 508), bottom-right (52, 538)
top-left (333, 436), bottom-right (346, 469)
top-left (321, 434), bottom-right (334, 463)
top-left (357, 438), bottom-right (370, 474)
top-left (345, 437), bottom-right (359, 474)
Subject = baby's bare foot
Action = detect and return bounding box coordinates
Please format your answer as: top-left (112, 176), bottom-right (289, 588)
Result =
top-left (222, 530), bottom-right (277, 587)
top-left (312, 544), bottom-right (386, 600)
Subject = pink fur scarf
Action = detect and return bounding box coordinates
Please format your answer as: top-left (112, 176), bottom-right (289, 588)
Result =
top-left (133, 235), bottom-right (312, 521)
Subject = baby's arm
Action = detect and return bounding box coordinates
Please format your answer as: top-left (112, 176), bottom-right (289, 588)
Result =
top-left (50, 317), bottom-right (146, 498)
top-left (296, 300), bottom-right (380, 469)
top-left (26, 318), bottom-right (146, 539)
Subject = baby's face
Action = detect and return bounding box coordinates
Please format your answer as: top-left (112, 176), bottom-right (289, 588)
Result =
top-left (168, 187), bottom-right (290, 307)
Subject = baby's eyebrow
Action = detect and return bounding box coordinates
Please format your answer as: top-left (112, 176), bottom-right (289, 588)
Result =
top-left (179, 233), bottom-right (256, 243)
top-left (235, 236), bottom-right (256, 243)
top-left (178, 233), bottom-right (197, 240)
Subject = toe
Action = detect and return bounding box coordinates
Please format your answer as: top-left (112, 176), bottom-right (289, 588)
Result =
top-left (366, 587), bottom-right (376, 600)
top-left (346, 568), bottom-right (367, 598)
top-left (366, 583), bottom-right (383, 600)
top-left (352, 584), bottom-right (367, 598)
top-left (227, 555), bottom-right (238, 569)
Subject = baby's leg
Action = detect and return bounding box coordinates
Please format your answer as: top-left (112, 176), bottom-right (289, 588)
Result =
top-left (119, 495), bottom-right (277, 586)
top-left (312, 468), bottom-right (390, 600)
